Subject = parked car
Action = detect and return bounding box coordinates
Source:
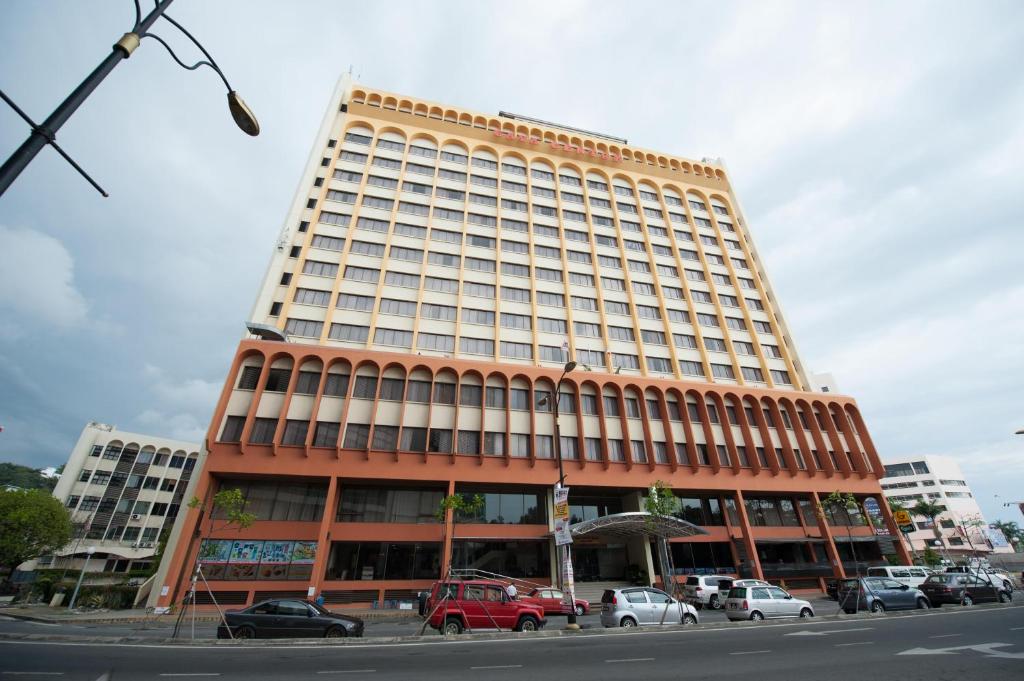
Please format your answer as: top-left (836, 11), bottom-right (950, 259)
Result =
top-left (866, 566), bottom-right (932, 588)
top-left (837, 577), bottom-right (931, 613)
top-left (945, 566), bottom-right (1015, 592)
top-left (216, 599), bottom-right (364, 639)
top-left (920, 573), bottom-right (1012, 607)
top-left (600, 587), bottom-right (699, 628)
top-left (826, 579), bottom-right (840, 600)
top-left (522, 588), bottom-right (589, 616)
top-left (683, 575), bottom-right (735, 610)
top-left (424, 580), bottom-right (547, 635)
top-left (725, 585), bottom-right (814, 621)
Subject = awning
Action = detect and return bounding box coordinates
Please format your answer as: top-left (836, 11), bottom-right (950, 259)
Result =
top-left (570, 512), bottom-right (709, 540)
top-left (754, 537), bottom-right (826, 544)
top-left (832, 536), bottom-right (880, 543)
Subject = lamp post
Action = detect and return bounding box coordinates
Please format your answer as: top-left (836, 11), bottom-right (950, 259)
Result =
top-left (0, 0), bottom-right (259, 198)
top-left (67, 546), bottom-right (96, 610)
top-left (539, 361), bottom-right (579, 628)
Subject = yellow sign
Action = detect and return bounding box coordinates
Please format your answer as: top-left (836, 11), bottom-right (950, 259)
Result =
top-left (893, 510), bottom-right (912, 526)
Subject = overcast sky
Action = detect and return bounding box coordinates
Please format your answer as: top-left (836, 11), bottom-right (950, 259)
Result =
top-left (1, 1), bottom-right (1021, 524)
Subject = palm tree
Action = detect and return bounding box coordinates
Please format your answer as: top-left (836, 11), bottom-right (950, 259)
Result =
top-left (911, 499), bottom-right (948, 558)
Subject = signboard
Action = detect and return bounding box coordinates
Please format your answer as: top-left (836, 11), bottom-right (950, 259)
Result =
top-left (554, 485), bottom-right (573, 546)
top-left (863, 498), bottom-right (890, 536)
top-left (893, 509), bottom-right (915, 533)
top-left (561, 551), bottom-right (575, 607)
top-left (986, 528), bottom-right (1010, 549)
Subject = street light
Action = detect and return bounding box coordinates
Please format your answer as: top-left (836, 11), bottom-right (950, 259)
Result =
top-left (67, 546), bottom-right (96, 610)
top-left (537, 361), bottom-right (579, 629)
top-left (0, 0), bottom-right (259, 198)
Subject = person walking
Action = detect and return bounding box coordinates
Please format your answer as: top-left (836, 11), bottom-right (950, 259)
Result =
top-left (506, 582), bottom-right (517, 600)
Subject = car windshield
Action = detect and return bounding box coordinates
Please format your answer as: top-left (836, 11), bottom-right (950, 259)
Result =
top-left (686, 577), bottom-right (700, 586)
top-left (309, 602), bottom-right (330, 615)
top-left (924, 575), bottom-right (951, 584)
top-left (601, 590), bottom-right (616, 604)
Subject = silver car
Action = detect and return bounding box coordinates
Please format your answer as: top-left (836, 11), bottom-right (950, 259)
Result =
top-left (600, 587), bottom-right (699, 628)
top-left (683, 575), bottom-right (734, 610)
top-left (725, 584), bottom-right (814, 621)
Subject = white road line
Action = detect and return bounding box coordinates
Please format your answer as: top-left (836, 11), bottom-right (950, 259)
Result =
top-left (158, 675), bottom-right (220, 677)
top-left (469, 665), bottom-right (522, 670)
top-left (605, 658), bottom-right (655, 663)
top-left (834, 642), bottom-right (873, 647)
top-left (929, 633), bottom-right (962, 638)
top-left (1011, 627), bottom-right (1024, 631)
top-left (729, 650), bottom-right (771, 655)
top-left (1, 674), bottom-right (65, 677)
top-left (316, 672), bottom-right (376, 675)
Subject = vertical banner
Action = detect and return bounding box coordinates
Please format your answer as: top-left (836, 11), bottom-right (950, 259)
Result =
top-left (561, 549), bottom-right (575, 608)
top-left (862, 498), bottom-right (889, 536)
top-left (553, 485), bottom-right (572, 546)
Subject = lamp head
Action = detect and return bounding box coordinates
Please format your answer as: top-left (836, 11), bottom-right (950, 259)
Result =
top-left (86, 546), bottom-right (96, 555)
top-left (563, 361), bottom-right (577, 373)
top-left (228, 91), bottom-right (260, 136)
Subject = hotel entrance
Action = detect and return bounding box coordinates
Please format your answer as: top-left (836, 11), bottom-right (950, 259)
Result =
top-left (573, 542), bottom-right (628, 581)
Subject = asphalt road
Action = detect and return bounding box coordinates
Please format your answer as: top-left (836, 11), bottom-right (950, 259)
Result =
top-left (1, 603), bottom-right (1022, 680)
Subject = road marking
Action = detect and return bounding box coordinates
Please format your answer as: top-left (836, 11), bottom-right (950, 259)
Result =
top-left (469, 665), bottom-right (521, 670)
top-left (605, 658), bottom-right (655, 663)
top-left (786, 627), bottom-right (874, 637)
top-left (1, 674), bottom-right (65, 677)
top-left (898, 642), bottom-right (1024, 659)
top-left (834, 642), bottom-right (873, 647)
top-left (1012, 627), bottom-right (1024, 631)
top-left (316, 672), bottom-right (376, 675)
top-left (729, 650), bottom-right (770, 655)
top-left (158, 675), bottom-right (220, 678)
top-left (930, 633), bottom-right (962, 639)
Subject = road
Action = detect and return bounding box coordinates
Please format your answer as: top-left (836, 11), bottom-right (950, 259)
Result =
top-left (1, 604), bottom-right (1021, 680)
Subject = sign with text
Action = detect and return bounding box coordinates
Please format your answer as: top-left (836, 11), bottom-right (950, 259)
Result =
top-left (863, 498), bottom-right (890, 536)
top-left (554, 485), bottom-right (572, 546)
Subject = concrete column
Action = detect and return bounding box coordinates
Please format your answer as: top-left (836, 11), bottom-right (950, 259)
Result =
top-left (733, 490), bottom-right (763, 580)
top-left (812, 491), bottom-right (846, 579)
top-left (441, 480), bottom-right (456, 576)
top-left (309, 476), bottom-right (339, 597)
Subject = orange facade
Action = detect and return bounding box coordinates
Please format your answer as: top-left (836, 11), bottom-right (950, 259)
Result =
top-left (154, 340), bottom-right (910, 609)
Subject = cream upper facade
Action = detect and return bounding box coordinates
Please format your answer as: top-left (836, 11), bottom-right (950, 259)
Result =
top-left (249, 77), bottom-right (811, 392)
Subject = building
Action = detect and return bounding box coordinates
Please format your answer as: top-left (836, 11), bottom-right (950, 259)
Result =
top-left (25, 422), bottom-right (201, 575)
top-left (150, 77), bottom-right (908, 610)
top-left (880, 454), bottom-right (1010, 558)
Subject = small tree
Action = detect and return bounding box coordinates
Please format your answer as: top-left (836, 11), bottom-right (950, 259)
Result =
top-left (921, 546), bottom-right (942, 567)
top-left (645, 481), bottom-right (690, 624)
top-left (0, 489), bottom-right (73, 572)
top-left (436, 493), bottom-right (484, 573)
top-left (819, 491), bottom-right (862, 575)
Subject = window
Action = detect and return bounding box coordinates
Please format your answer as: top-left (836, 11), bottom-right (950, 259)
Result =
top-left (725, 317), bottom-right (746, 331)
top-left (462, 307), bottom-right (495, 325)
top-left (429, 251), bottom-right (460, 267)
top-left (602, 277), bottom-right (626, 291)
top-left (374, 328), bottom-right (412, 347)
top-left (390, 245), bottom-right (423, 262)
top-left (340, 150), bottom-right (367, 163)
top-left (636, 305), bottom-right (661, 320)
top-left (734, 340), bottom-right (755, 355)
top-left (711, 364), bottom-right (735, 379)
top-left (611, 353), bottom-right (640, 370)
top-left (502, 286), bottom-right (531, 303)
top-left (704, 336), bottom-right (727, 352)
top-left (502, 239), bottom-right (528, 254)
top-left (323, 373), bottom-right (349, 397)
top-left (379, 298), bottom-right (416, 316)
top-left (575, 321), bottom-right (602, 338)
top-left (406, 381), bottom-right (431, 403)
top-left (418, 333), bottom-right (455, 352)
top-left (464, 281), bottom-right (495, 298)
top-left (535, 244), bottom-right (560, 259)
top-left (438, 168), bottom-right (466, 182)
top-left (771, 370), bottom-right (792, 385)
top-left (465, 257), bottom-right (495, 272)
top-left (691, 290), bottom-right (713, 304)
top-left (537, 291), bottom-right (564, 307)
top-left (607, 439), bottom-right (625, 462)
top-left (282, 420), bottom-right (309, 446)
top-left (303, 260), bottom-right (339, 278)
top-left (428, 428), bottom-right (453, 453)
top-left (460, 337), bottom-right (494, 355)
top-left (362, 194), bottom-right (394, 211)
top-left (572, 296), bottom-right (598, 311)
top-left (674, 333), bottom-right (697, 349)
top-left (424, 276), bottom-right (458, 293)
top-left (647, 356), bottom-right (672, 373)
top-left (679, 360), bottom-right (704, 377)
top-left (501, 312), bottom-right (532, 330)
top-left (485, 387), bottom-right (506, 408)
top-left (350, 240), bottom-right (385, 257)
top-left (294, 288), bottom-right (330, 307)
top-left (741, 366), bottom-right (765, 382)
top-left (285, 318), bottom-right (322, 338)
top-left (605, 301), bottom-right (630, 315)
top-left (401, 180), bottom-right (431, 195)
top-left (501, 341), bottom-right (533, 359)
top-left (762, 344), bottom-right (782, 359)
top-left (329, 323), bottom-right (369, 342)
top-left (633, 281), bottom-right (656, 296)
top-left (598, 255), bottom-right (621, 269)
top-left (641, 329), bottom-right (667, 344)
top-left (697, 313), bottom-right (719, 327)
top-left (343, 265), bottom-right (379, 283)
top-left (628, 260), bottom-right (651, 273)
top-left (441, 150), bottom-right (468, 164)
top-left (249, 418), bottom-right (277, 444)
top-left (295, 371), bottom-right (320, 395)
top-left (568, 271), bottom-right (593, 287)
top-left (421, 303), bottom-right (456, 321)
top-left (537, 317), bottom-right (567, 333)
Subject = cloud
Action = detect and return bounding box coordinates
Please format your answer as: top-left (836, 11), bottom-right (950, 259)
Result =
top-left (0, 225), bottom-right (88, 334)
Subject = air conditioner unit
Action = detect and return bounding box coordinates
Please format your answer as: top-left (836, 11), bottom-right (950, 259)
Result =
top-left (130, 514), bottom-right (142, 520)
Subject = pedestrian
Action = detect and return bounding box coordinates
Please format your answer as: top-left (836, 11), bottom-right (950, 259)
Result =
top-left (506, 582), bottom-right (517, 600)
top-left (315, 592), bottom-right (325, 608)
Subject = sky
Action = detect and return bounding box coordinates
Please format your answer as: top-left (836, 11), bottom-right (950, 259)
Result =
top-left (0, 1), bottom-right (1022, 525)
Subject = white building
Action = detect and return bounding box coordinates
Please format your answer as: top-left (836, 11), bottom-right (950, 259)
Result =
top-left (23, 422), bottom-right (202, 574)
top-left (880, 454), bottom-right (1010, 558)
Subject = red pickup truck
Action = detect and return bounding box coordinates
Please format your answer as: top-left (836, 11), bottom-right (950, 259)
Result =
top-left (424, 579), bottom-right (547, 635)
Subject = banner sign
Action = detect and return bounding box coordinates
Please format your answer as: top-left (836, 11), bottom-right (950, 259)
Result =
top-left (561, 551), bottom-right (575, 606)
top-left (554, 485), bottom-right (573, 546)
top-left (863, 498), bottom-right (890, 536)
top-left (892, 509), bottom-right (915, 534)
top-left (985, 528), bottom-right (1010, 549)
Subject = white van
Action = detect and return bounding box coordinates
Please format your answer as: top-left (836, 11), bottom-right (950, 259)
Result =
top-left (866, 566), bottom-right (930, 587)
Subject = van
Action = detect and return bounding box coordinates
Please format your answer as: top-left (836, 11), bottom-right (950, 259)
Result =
top-left (866, 565), bottom-right (930, 588)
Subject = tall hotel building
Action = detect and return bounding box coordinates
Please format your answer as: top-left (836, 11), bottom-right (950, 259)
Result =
top-left (153, 77), bottom-right (908, 609)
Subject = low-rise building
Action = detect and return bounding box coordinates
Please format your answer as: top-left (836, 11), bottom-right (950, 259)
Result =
top-left (22, 422), bottom-right (201, 575)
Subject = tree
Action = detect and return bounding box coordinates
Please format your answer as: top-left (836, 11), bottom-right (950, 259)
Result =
top-left (0, 489), bottom-right (73, 570)
top-left (991, 520), bottom-right (1024, 552)
top-left (644, 481), bottom-right (687, 623)
top-left (819, 491), bottom-right (862, 574)
top-left (436, 493), bottom-right (485, 571)
top-left (920, 546), bottom-right (942, 567)
top-left (910, 500), bottom-right (945, 540)
top-left (0, 462), bottom-right (55, 491)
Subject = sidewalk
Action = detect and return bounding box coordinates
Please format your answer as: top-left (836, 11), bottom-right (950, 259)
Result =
top-left (0, 604), bottom-right (420, 625)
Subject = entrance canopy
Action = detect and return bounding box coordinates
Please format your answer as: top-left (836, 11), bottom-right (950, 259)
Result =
top-left (570, 512), bottom-right (709, 540)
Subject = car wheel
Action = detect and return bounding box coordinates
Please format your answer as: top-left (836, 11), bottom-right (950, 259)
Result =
top-left (620, 616), bottom-right (638, 628)
top-left (998, 592), bottom-right (1011, 604)
top-left (443, 617), bottom-right (464, 636)
top-left (750, 611), bottom-right (765, 622)
top-left (709, 594), bottom-right (721, 610)
top-left (962, 595), bottom-right (974, 607)
top-left (1004, 580), bottom-right (1013, 593)
top-left (870, 600), bottom-right (885, 614)
top-left (682, 613), bottom-right (697, 625)
top-left (324, 626), bottom-right (347, 638)
top-left (574, 604), bottom-right (586, 617)
top-left (235, 625), bottom-right (255, 640)
top-left (916, 598), bottom-right (930, 610)
top-left (799, 608), bottom-right (813, 618)
top-left (516, 616), bottom-right (540, 632)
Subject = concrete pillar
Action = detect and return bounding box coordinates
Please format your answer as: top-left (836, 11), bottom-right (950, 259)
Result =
top-left (812, 491), bottom-right (846, 579)
top-left (733, 490), bottom-right (763, 580)
top-left (309, 476), bottom-right (338, 597)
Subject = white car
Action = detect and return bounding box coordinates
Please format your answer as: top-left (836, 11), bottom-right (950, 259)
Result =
top-left (725, 584), bottom-right (814, 621)
top-left (683, 575), bottom-right (734, 610)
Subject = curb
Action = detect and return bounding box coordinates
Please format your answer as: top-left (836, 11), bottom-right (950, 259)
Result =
top-left (2, 603), bottom-right (1016, 647)
top-left (0, 610), bottom-right (418, 626)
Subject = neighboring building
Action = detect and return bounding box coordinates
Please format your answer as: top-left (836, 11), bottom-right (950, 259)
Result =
top-left (809, 372), bottom-right (839, 394)
top-left (880, 454), bottom-right (1010, 558)
top-left (151, 78), bottom-right (907, 610)
top-left (24, 422), bottom-right (201, 575)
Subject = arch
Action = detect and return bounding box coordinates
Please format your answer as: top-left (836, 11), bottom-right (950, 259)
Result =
top-left (428, 106), bottom-right (443, 120)
top-left (413, 102), bottom-right (428, 117)
top-left (473, 115), bottom-right (488, 129)
top-left (351, 89), bottom-right (367, 104)
top-left (443, 109), bottom-right (458, 123)
top-left (531, 159), bottom-right (555, 176)
top-left (381, 96), bottom-right (398, 110)
top-left (398, 99), bottom-right (413, 113)
top-left (470, 146), bottom-right (498, 162)
top-left (377, 128), bottom-right (407, 143)
top-left (458, 112), bottom-right (472, 126)
top-left (409, 132), bottom-right (439, 149)
top-left (441, 140), bottom-right (469, 154)
top-left (366, 92), bottom-right (382, 107)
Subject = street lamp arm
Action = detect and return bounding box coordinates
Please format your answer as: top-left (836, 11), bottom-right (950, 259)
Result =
top-left (147, 11), bottom-right (233, 92)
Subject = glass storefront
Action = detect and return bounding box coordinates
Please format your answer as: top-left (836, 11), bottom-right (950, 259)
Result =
top-left (325, 541), bottom-right (441, 580)
top-left (452, 540), bottom-right (550, 579)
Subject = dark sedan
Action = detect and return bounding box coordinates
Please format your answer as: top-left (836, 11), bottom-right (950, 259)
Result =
top-left (919, 574), bottom-right (1012, 607)
top-left (216, 599), bottom-right (364, 639)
